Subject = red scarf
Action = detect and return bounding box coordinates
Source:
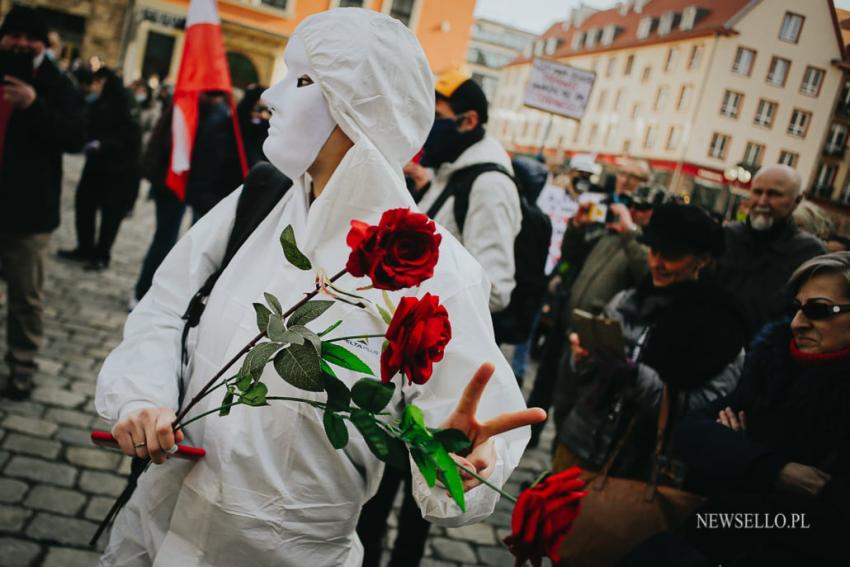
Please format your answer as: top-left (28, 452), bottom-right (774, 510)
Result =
top-left (0, 86), bottom-right (14, 169)
top-left (789, 339), bottom-right (850, 368)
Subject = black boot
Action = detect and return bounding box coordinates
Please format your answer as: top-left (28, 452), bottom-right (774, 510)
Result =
top-left (4, 357), bottom-right (35, 400)
top-left (57, 248), bottom-right (93, 263)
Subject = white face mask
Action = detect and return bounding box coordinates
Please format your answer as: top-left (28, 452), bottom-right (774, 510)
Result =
top-left (262, 34), bottom-right (336, 180)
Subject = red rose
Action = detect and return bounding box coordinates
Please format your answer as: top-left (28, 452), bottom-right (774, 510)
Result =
top-left (346, 208), bottom-right (442, 291)
top-left (502, 467), bottom-right (587, 567)
top-left (381, 293), bottom-right (451, 385)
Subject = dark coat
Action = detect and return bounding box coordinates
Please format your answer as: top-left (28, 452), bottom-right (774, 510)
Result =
top-left (0, 56), bottom-right (85, 234)
top-left (712, 219), bottom-right (826, 338)
top-left (558, 279), bottom-right (747, 481)
top-left (673, 322), bottom-right (850, 566)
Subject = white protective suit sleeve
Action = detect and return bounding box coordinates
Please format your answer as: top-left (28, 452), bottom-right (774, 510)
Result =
top-left (462, 171), bottom-right (521, 313)
top-left (95, 190), bottom-right (240, 422)
top-left (400, 269), bottom-right (524, 526)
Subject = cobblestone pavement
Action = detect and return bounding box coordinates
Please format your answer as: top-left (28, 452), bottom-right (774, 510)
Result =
top-left (0, 155), bottom-right (557, 567)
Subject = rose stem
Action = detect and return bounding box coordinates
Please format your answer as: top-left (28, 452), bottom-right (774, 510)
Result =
top-left (454, 463), bottom-right (518, 504)
top-left (173, 268), bottom-right (347, 426)
top-left (325, 334), bottom-right (386, 343)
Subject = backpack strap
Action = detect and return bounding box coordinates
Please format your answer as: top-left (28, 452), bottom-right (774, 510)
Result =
top-left (179, 162), bottom-right (292, 403)
top-left (425, 163), bottom-right (516, 234)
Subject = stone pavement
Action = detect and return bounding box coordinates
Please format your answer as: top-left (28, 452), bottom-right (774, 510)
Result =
top-left (0, 155), bottom-right (557, 567)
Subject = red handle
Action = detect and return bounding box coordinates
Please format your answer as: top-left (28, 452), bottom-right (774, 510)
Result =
top-left (90, 431), bottom-right (206, 461)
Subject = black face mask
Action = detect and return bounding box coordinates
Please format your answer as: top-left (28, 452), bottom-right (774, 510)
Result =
top-left (419, 114), bottom-right (484, 169)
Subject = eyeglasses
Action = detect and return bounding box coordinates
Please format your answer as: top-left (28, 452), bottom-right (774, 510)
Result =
top-left (790, 300), bottom-right (850, 320)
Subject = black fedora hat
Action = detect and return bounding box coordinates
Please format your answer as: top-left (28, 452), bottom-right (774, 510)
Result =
top-left (640, 203), bottom-right (725, 257)
top-left (0, 5), bottom-right (50, 45)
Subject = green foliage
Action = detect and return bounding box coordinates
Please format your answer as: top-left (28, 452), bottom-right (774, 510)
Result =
top-left (240, 382), bottom-right (268, 407)
top-left (322, 342), bottom-right (374, 375)
top-left (253, 303), bottom-right (272, 333)
top-left (350, 408), bottom-right (389, 459)
top-left (288, 300), bottom-right (334, 327)
top-left (351, 379), bottom-right (394, 413)
top-left (289, 325), bottom-right (322, 353)
top-left (280, 225), bottom-right (312, 270)
top-left (264, 292), bottom-right (283, 315)
top-left (318, 319), bottom-right (343, 337)
top-left (376, 305), bottom-right (393, 325)
top-left (235, 372), bottom-right (252, 393)
top-left (240, 342), bottom-right (282, 381)
top-left (432, 428), bottom-right (472, 455)
top-left (323, 411), bottom-right (349, 449)
top-left (410, 447), bottom-right (437, 487)
top-left (323, 372), bottom-right (351, 411)
top-left (429, 443), bottom-right (466, 512)
top-left (273, 343), bottom-right (324, 391)
top-left (220, 387), bottom-right (235, 416)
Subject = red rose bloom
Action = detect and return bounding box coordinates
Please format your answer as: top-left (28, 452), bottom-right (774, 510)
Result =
top-left (346, 208), bottom-right (442, 291)
top-left (381, 293), bottom-right (451, 385)
top-left (503, 467), bottom-right (587, 567)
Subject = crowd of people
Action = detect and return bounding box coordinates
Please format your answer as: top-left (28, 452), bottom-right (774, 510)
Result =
top-left (1, 4), bottom-right (849, 567)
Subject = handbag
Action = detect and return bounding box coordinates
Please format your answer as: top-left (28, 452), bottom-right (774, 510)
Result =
top-left (557, 385), bottom-right (707, 567)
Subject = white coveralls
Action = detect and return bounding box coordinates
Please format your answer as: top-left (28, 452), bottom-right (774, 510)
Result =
top-left (96, 9), bottom-right (530, 567)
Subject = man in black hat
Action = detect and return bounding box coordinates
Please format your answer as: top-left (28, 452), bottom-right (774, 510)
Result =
top-left (0, 5), bottom-right (85, 398)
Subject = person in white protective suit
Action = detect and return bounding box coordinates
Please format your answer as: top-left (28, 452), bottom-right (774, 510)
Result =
top-left (95, 8), bottom-right (543, 567)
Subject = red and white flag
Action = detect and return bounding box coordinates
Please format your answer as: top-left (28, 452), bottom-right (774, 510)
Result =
top-left (166, 0), bottom-right (248, 200)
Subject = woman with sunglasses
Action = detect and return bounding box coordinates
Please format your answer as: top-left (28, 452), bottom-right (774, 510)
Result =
top-left (647, 251), bottom-right (850, 566)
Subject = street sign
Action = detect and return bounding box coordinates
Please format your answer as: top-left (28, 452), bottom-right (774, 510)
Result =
top-left (523, 58), bottom-right (595, 120)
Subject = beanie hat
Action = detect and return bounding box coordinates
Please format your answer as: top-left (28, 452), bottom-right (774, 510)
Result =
top-left (434, 69), bottom-right (489, 124)
top-left (0, 5), bottom-right (49, 45)
top-left (640, 203), bottom-right (725, 257)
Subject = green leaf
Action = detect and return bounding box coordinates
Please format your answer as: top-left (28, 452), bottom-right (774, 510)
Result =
top-left (350, 408), bottom-right (388, 459)
top-left (399, 404), bottom-right (433, 446)
top-left (433, 428), bottom-right (472, 455)
top-left (273, 343), bottom-right (324, 392)
top-left (322, 342), bottom-right (374, 375)
top-left (323, 372), bottom-right (351, 411)
top-left (411, 446), bottom-right (437, 487)
top-left (280, 225), bottom-right (312, 270)
top-left (318, 319), bottom-right (343, 337)
top-left (351, 378), bottom-right (394, 413)
top-left (267, 316), bottom-right (304, 345)
top-left (430, 443), bottom-right (466, 512)
top-left (235, 372), bottom-right (252, 392)
top-left (377, 305), bottom-right (393, 325)
top-left (323, 411), bottom-right (349, 449)
top-left (220, 388), bottom-right (235, 416)
top-left (320, 359), bottom-right (337, 378)
top-left (253, 303), bottom-right (272, 333)
top-left (289, 300), bottom-right (334, 327)
top-left (289, 325), bottom-right (322, 353)
top-left (240, 382), bottom-right (268, 407)
top-left (240, 342), bottom-right (282, 381)
top-left (382, 290), bottom-right (395, 315)
top-left (264, 292), bottom-right (283, 315)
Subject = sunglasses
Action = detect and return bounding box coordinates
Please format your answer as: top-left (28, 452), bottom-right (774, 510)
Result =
top-left (790, 300), bottom-right (850, 320)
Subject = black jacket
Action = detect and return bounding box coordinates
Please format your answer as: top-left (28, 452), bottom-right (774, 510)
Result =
top-left (0, 56), bottom-right (85, 234)
top-left (712, 219), bottom-right (825, 338)
top-left (674, 322), bottom-right (850, 565)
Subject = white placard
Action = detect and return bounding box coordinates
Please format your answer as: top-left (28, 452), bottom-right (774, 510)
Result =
top-left (523, 59), bottom-right (595, 120)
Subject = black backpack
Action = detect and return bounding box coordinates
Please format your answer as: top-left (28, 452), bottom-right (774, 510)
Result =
top-left (92, 161), bottom-right (292, 546)
top-left (425, 163), bottom-right (552, 344)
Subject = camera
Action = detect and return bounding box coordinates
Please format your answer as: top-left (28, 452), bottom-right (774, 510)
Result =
top-left (0, 50), bottom-right (34, 84)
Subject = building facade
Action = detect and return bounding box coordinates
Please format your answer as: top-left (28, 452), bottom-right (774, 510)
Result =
top-left (1, 0), bottom-right (475, 88)
top-left (466, 18), bottom-right (535, 104)
top-left (490, 0), bottom-right (846, 220)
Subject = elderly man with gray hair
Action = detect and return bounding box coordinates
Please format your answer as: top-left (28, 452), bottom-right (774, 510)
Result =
top-left (713, 164), bottom-right (826, 338)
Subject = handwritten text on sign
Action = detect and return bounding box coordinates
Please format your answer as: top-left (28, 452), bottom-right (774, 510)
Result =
top-left (523, 59), bottom-right (595, 119)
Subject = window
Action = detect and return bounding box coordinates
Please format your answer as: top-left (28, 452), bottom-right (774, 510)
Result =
top-left (261, 0), bottom-right (288, 8)
top-left (337, 0), bottom-right (363, 6)
top-left (606, 56), bottom-right (617, 77)
top-left (766, 57), bottom-right (790, 87)
top-left (602, 24), bottom-right (620, 46)
top-left (641, 65), bottom-right (652, 83)
top-left (708, 133), bottom-right (730, 159)
top-left (654, 86), bottom-right (670, 111)
top-left (732, 47), bottom-right (756, 76)
top-left (623, 139), bottom-right (632, 154)
top-left (664, 47), bottom-right (679, 72)
top-left (813, 163), bottom-right (837, 197)
top-left (658, 11), bottom-right (678, 36)
top-left (614, 88), bottom-right (625, 111)
top-left (545, 37), bottom-right (560, 55)
top-left (637, 16), bottom-right (654, 39)
top-left (666, 126), bottom-right (681, 150)
top-left (624, 54), bottom-right (634, 75)
top-left (778, 151), bottom-right (798, 168)
top-left (604, 123), bottom-right (616, 146)
top-left (643, 124), bottom-right (657, 149)
top-left (631, 102), bottom-right (643, 120)
top-left (754, 99), bottom-right (777, 128)
top-left (720, 90), bottom-right (744, 118)
top-left (779, 12), bottom-right (804, 43)
top-left (534, 41), bottom-right (544, 56)
top-left (681, 6), bottom-right (699, 31)
top-left (388, 0), bottom-right (416, 27)
top-left (800, 66), bottom-right (825, 97)
top-left (788, 109), bottom-right (811, 138)
top-left (742, 142), bottom-right (765, 166)
top-left (588, 123), bottom-right (599, 146)
top-left (571, 31), bottom-right (585, 51)
top-left (842, 180), bottom-right (850, 205)
top-left (585, 28), bottom-right (599, 49)
top-left (596, 90), bottom-right (608, 111)
top-left (677, 84), bottom-right (693, 110)
top-left (687, 44), bottom-right (703, 70)
top-left (825, 123), bottom-right (848, 155)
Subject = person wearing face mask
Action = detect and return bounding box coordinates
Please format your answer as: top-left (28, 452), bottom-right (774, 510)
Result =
top-left (235, 83), bottom-right (269, 167)
top-left (95, 9), bottom-right (541, 567)
top-left (711, 164), bottom-right (826, 340)
top-left (553, 204), bottom-right (746, 497)
top-left (58, 67), bottom-right (142, 271)
top-left (0, 6), bottom-right (85, 399)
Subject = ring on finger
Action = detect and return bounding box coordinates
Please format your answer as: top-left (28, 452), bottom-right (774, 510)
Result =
top-left (134, 441), bottom-right (147, 449)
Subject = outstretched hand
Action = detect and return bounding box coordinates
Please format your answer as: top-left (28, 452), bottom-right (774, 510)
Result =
top-left (440, 362), bottom-right (546, 491)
